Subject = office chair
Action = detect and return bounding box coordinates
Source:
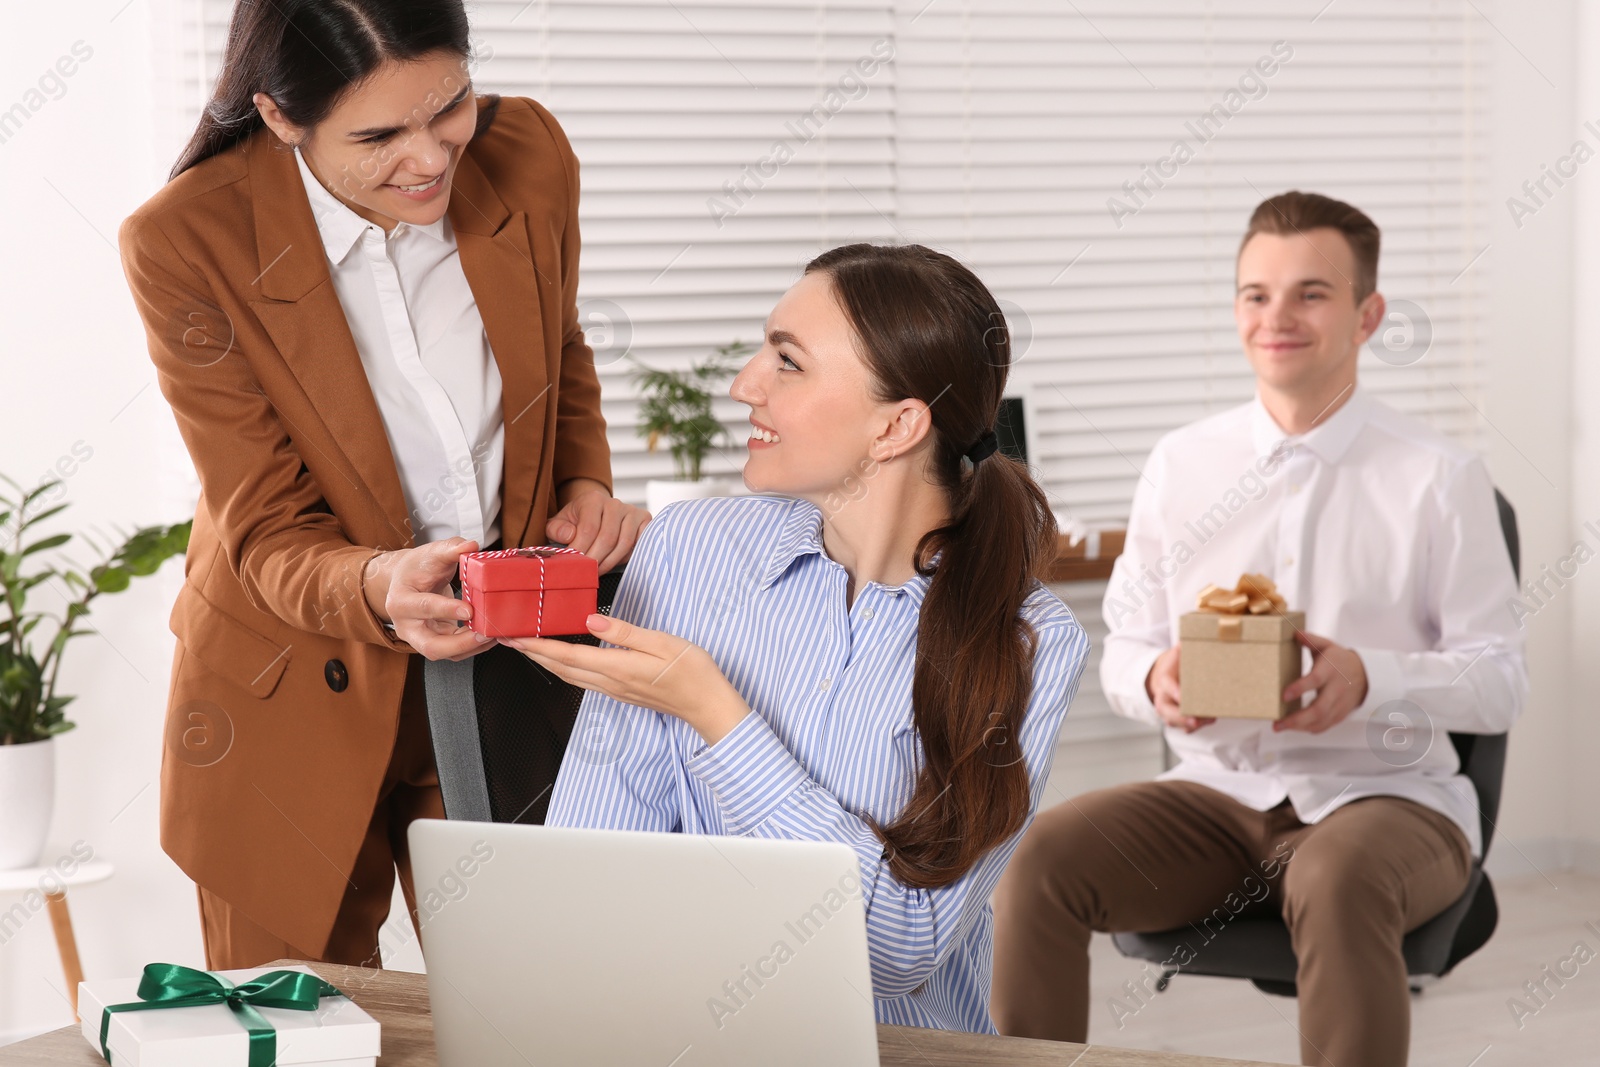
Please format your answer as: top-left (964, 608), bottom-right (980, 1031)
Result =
top-left (1111, 489), bottom-right (1519, 997)
top-left (424, 564), bottom-right (626, 825)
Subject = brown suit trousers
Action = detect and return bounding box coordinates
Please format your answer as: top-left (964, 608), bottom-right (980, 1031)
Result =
top-left (991, 780), bottom-right (1471, 1067)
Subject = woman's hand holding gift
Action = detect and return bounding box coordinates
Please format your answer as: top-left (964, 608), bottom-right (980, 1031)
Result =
top-left (501, 615), bottom-right (752, 746)
top-left (546, 477), bottom-right (652, 574)
top-left (365, 538), bottom-right (498, 662)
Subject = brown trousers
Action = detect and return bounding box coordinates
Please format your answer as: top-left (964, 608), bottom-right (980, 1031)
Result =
top-left (991, 780), bottom-right (1472, 1067)
top-left (198, 655), bottom-right (445, 970)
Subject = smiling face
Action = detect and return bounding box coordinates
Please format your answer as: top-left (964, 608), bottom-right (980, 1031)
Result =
top-left (1235, 227), bottom-right (1385, 401)
top-left (729, 271), bottom-right (934, 503)
top-left (254, 49), bottom-right (477, 231)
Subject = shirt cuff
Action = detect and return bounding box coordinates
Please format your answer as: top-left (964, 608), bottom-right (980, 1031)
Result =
top-left (1120, 644), bottom-right (1165, 727)
top-left (685, 709), bottom-right (812, 835)
top-left (359, 549), bottom-right (415, 654)
top-left (1352, 647), bottom-right (1405, 716)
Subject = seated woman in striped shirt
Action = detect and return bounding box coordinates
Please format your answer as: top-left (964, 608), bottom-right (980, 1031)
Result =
top-left (503, 242), bottom-right (1091, 1034)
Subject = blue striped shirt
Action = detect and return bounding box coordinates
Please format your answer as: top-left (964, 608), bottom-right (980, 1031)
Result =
top-left (547, 494), bottom-right (1090, 1033)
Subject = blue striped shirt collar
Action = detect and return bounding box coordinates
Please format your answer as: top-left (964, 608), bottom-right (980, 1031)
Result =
top-left (757, 496), bottom-right (934, 606)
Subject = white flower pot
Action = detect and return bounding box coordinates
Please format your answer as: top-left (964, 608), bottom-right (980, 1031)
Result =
top-left (0, 737), bottom-right (55, 870)
top-left (646, 478), bottom-right (732, 517)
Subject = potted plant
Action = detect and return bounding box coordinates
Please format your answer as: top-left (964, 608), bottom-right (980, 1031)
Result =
top-left (630, 340), bottom-right (755, 516)
top-left (0, 474), bottom-right (190, 869)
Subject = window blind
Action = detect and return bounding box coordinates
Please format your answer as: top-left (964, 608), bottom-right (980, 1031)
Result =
top-left (184, 0), bottom-right (1489, 523)
top-left (887, 0), bottom-right (1491, 773)
top-left (181, 1), bottom-right (1495, 790)
top-left (893, 0), bottom-right (1490, 526)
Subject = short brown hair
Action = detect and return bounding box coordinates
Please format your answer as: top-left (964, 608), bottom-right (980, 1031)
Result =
top-left (1239, 191), bottom-right (1381, 302)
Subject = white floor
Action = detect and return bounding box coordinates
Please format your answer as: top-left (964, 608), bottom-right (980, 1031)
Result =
top-left (1084, 871), bottom-right (1600, 1065)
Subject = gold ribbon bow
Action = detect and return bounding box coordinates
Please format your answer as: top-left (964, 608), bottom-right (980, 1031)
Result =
top-left (1195, 574), bottom-right (1287, 641)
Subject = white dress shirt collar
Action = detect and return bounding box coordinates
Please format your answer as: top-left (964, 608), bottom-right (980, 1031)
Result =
top-left (293, 145), bottom-right (449, 262)
top-left (1249, 382), bottom-right (1370, 465)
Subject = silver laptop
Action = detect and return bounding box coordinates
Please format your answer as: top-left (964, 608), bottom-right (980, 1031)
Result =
top-left (407, 819), bottom-right (881, 1067)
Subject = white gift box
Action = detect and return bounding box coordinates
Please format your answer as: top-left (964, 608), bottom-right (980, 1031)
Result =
top-left (78, 965), bottom-right (381, 1067)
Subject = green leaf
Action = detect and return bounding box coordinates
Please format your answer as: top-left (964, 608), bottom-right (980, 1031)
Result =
top-left (17, 572), bottom-right (53, 593)
top-left (93, 567), bottom-right (131, 594)
top-left (19, 502), bottom-right (68, 533)
top-left (2, 661), bottom-right (38, 690)
top-left (113, 522), bottom-right (191, 577)
top-left (17, 481), bottom-right (61, 511)
top-left (21, 532), bottom-right (70, 557)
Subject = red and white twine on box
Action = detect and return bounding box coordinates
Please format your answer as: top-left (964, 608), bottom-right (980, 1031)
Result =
top-left (460, 546), bottom-right (588, 636)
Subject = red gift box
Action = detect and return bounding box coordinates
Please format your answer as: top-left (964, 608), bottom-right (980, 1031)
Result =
top-left (460, 546), bottom-right (599, 638)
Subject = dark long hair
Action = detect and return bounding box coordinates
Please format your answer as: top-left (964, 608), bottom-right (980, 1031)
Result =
top-left (805, 243), bottom-right (1058, 890)
top-left (171, 0), bottom-right (474, 180)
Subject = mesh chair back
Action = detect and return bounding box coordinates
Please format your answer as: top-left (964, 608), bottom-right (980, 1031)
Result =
top-left (425, 566), bottom-right (625, 825)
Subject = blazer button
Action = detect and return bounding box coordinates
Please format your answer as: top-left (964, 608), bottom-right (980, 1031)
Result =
top-left (324, 659), bottom-right (349, 693)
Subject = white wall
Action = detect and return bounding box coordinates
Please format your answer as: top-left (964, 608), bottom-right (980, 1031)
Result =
top-left (1564, 0), bottom-right (1600, 872)
top-left (0, 0), bottom-right (1593, 1045)
top-left (1476, 0), bottom-right (1591, 878)
top-left (0, 0), bottom-right (204, 1041)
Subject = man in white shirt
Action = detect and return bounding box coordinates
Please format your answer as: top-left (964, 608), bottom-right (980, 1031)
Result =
top-left (991, 192), bottom-right (1527, 1067)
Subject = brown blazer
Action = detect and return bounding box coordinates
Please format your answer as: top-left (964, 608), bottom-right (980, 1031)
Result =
top-left (118, 96), bottom-right (612, 954)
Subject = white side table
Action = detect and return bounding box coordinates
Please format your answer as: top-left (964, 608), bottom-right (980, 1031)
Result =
top-left (0, 860), bottom-right (114, 1019)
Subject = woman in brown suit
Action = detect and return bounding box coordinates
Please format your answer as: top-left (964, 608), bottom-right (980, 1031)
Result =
top-left (118, 0), bottom-right (649, 969)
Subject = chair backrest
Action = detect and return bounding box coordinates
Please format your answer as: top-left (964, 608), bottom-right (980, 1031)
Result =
top-left (426, 564), bottom-right (627, 826)
top-left (474, 565), bottom-right (626, 823)
top-left (1445, 488), bottom-right (1518, 855)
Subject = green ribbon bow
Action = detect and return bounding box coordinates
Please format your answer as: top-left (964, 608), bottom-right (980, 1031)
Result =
top-left (98, 963), bottom-right (344, 1067)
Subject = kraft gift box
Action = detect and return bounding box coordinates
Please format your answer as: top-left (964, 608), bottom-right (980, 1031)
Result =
top-left (460, 545), bottom-right (600, 638)
top-left (1178, 609), bottom-right (1307, 720)
top-left (79, 965), bottom-right (379, 1067)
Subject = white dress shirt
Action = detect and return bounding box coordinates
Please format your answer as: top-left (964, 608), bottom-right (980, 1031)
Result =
top-left (1100, 386), bottom-right (1527, 858)
top-left (294, 146), bottom-right (504, 547)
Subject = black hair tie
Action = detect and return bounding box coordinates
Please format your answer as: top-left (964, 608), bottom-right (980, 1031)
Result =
top-left (964, 428), bottom-right (999, 464)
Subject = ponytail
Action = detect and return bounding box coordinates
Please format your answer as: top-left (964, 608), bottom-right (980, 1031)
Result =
top-left (805, 243), bottom-right (1058, 890)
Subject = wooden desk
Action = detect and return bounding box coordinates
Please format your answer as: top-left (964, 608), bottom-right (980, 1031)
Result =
top-left (4, 958), bottom-right (1277, 1067)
